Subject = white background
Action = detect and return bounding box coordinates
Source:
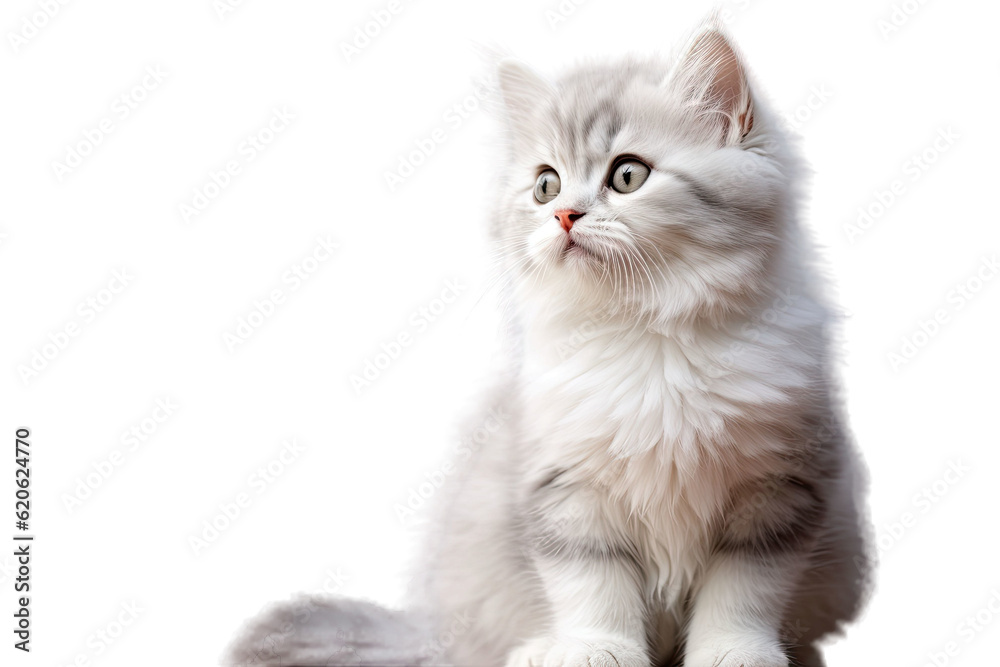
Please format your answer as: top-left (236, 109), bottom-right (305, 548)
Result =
top-left (1, 0), bottom-right (998, 665)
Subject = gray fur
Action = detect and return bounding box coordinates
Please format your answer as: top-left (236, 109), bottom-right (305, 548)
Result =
top-left (222, 596), bottom-right (437, 666)
top-left (224, 21), bottom-right (872, 667)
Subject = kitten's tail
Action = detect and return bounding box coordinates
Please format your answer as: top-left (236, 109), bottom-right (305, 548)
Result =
top-left (221, 595), bottom-right (439, 666)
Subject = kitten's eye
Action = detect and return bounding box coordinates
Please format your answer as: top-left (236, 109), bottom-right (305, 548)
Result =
top-left (533, 169), bottom-right (561, 204)
top-left (609, 159), bottom-right (650, 194)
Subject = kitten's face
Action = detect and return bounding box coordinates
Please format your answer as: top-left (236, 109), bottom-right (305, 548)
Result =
top-left (495, 31), bottom-right (792, 323)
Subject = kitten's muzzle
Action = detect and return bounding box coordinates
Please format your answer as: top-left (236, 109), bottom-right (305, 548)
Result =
top-left (554, 209), bottom-right (585, 233)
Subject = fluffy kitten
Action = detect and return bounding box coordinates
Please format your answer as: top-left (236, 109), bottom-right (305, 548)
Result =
top-left (224, 20), bottom-right (870, 667)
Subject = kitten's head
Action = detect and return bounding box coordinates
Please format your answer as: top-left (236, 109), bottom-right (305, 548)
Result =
top-left (492, 25), bottom-right (800, 326)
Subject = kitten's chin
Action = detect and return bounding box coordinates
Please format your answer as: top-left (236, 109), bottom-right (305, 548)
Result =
top-left (528, 234), bottom-right (601, 272)
top-left (558, 232), bottom-right (607, 266)
top-left (563, 239), bottom-right (596, 262)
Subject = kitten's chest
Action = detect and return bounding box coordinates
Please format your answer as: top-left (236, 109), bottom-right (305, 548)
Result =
top-left (521, 329), bottom-right (731, 463)
top-left (519, 331), bottom-right (747, 603)
top-left (516, 324), bottom-right (794, 530)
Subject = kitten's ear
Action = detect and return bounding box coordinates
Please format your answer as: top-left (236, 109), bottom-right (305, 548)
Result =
top-left (496, 58), bottom-right (553, 138)
top-left (672, 26), bottom-right (754, 145)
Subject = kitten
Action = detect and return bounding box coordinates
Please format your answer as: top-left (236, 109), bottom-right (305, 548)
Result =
top-left (224, 20), bottom-right (871, 667)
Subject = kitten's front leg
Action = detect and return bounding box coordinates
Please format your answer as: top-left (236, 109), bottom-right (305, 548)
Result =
top-left (684, 474), bottom-right (821, 667)
top-left (506, 487), bottom-right (650, 667)
top-left (682, 550), bottom-right (797, 667)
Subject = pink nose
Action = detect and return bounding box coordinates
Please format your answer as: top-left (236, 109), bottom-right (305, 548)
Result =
top-left (554, 209), bottom-right (585, 233)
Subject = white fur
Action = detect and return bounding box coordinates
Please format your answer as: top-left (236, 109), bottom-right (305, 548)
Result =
top-left (223, 20), bottom-right (870, 667)
top-left (414, 21), bottom-right (868, 667)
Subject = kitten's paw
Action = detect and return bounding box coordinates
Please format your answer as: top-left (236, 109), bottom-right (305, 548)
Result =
top-left (506, 635), bottom-right (649, 667)
top-left (685, 642), bottom-right (788, 667)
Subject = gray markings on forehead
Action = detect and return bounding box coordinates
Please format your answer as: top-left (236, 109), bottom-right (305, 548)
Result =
top-left (550, 91), bottom-right (625, 179)
top-left (602, 112), bottom-right (623, 153)
top-left (661, 168), bottom-right (724, 209)
top-left (578, 99), bottom-right (622, 152)
top-left (582, 105), bottom-right (624, 177)
top-left (544, 82), bottom-right (728, 211)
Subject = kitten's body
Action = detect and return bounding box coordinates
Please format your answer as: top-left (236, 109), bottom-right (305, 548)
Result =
top-left (419, 297), bottom-right (866, 666)
top-left (224, 23), bottom-right (869, 667)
